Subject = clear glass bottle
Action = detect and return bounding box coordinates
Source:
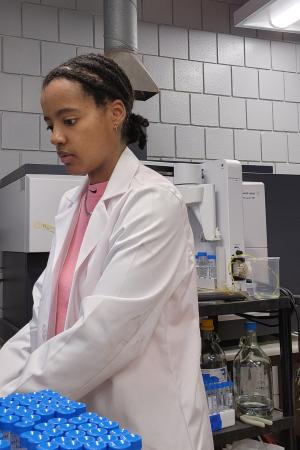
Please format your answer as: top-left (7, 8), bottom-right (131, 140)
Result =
top-left (233, 321), bottom-right (274, 418)
top-left (200, 319), bottom-right (227, 382)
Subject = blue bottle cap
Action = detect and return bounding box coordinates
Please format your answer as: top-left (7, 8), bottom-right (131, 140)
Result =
top-left (88, 417), bottom-right (107, 426)
top-left (97, 435), bottom-right (118, 445)
top-left (87, 428), bottom-right (107, 438)
top-left (120, 433), bottom-right (142, 450)
top-left (197, 252), bottom-right (207, 257)
top-left (14, 420), bottom-right (35, 435)
top-left (55, 407), bottom-right (76, 419)
top-left (43, 428), bottom-right (64, 439)
top-left (0, 440), bottom-right (10, 450)
top-left (71, 403), bottom-right (87, 415)
top-left (0, 408), bottom-right (14, 417)
top-left (20, 430), bottom-right (38, 447)
top-left (207, 254), bottom-right (216, 260)
top-left (68, 416), bottom-right (88, 425)
top-left (1, 400), bottom-right (19, 408)
top-left (78, 424), bottom-right (98, 433)
top-left (36, 442), bottom-right (60, 450)
top-left (244, 321), bottom-right (256, 331)
top-left (14, 406), bottom-right (30, 417)
top-left (97, 420), bottom-right (119, 431)
top-left (48, 418), bottom-right (67, 426)
top-left (80, 413), bottom-right (98, 421)
top-left (56, 423), bottom-right (76, 433)
top-left (60, 439), bottom-right (83, 450)
top-left (108, 440), bottom-right (131, 450)
top-left (65, 430), bottom-right (86, 439)
top-left (0, 415), bottom-right (20, 432)
top-left (52, 436), bottom-right (70, 446)
top-left (23, 414), bottom-right (42, 424)
top-left (77, 436), bottom-right (96, 446)
top-left (27, 433), bottom-right (49, 450)
top-left (33, 408), bottom-right (55, 420)
top-left (83, 442), bottom-right (106, 450)
top-left (34, 423), bottom-right (51, 432)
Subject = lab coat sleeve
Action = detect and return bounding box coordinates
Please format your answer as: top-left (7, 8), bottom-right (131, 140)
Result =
top-left (0, 269), bottom-right (45, 389)
top-left (0, 186), bottom-right (194, 398)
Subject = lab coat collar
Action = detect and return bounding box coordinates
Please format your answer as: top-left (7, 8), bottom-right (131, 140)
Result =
top-left (63, 147), bottom-right (140, 206)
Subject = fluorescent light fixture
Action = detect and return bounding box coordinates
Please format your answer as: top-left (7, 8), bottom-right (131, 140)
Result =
top-left (234, 0), bottom-right (300, 33)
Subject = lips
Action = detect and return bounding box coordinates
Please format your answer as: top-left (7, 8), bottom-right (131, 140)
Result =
top-left (57, 151), bottom-right (75, 164)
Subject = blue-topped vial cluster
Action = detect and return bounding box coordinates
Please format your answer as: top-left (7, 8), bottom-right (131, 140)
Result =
top-left (202, 374), bottom-right (233, 415)
top-left (0, 392), bottom-right (142, 450)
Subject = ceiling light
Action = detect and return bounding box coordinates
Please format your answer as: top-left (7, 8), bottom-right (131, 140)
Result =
top-left (234, 0), bottom-right (300, 33)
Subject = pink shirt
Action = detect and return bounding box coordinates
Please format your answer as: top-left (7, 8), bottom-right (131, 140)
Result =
top-left (55, 181), bottom-right (108, 335)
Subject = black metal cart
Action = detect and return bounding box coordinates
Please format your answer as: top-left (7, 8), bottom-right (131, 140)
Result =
top-left (198, 296), bottom-right (296, 450)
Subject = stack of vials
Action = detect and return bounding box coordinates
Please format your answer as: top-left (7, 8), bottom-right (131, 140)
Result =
top-left (0, 390), bottom-right (142, 450)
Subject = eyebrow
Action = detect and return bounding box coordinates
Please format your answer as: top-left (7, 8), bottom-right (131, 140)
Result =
top-left (43, 107), bottom-right (80, 121)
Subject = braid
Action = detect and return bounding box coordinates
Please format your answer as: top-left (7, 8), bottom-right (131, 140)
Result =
top-left (43, 54), bottom-right (149, 149)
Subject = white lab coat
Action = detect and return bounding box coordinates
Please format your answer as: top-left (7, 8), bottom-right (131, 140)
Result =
top-left (0, 148), bottom-right (213, 450)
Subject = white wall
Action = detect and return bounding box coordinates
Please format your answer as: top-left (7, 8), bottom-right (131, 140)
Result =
top-left (0, 0), bottom-right (300, 178)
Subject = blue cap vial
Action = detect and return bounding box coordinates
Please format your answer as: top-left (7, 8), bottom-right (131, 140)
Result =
top-left (56, 423), bottom-right (76, 433)
top-left (51, 436), bottom-right (71, 447)
top-left (97, 436), bottom-right (119, 446)
top-left (98, 420), bottom-right (119, 432)
top-left (55, 407), bottom-right (76, 419)
top-left (23, 414), bottom-right (42, 424)
top-left (108, 440), bottom-right (131, 450)
top-left (244, 321), bottom-right (256, 331)
top-left (14, 420), bottom-right (35, 435)
top-left (0, 440), bottom-right (11, 450)
top-left (48, 418), bottom-right (67, 426)
top-left (36, 442), bottom-right (60, 450)
top-left (87, 417), bottom-right (106, 426)
top-left (80, 413), bottom-right (98, 421)
top-left (0, 415), bottom-right (20, 432)
top-left (65, 430), bottom-right (86, 439)
top-left (43, 428), bottom-right (64, 439)
top-left (78, 424), bottom-right (98, 433)
top-left (27, 433), bottom-right (49, 450)
top-left (33, 408), bottom-right (55, 421)
top-left (86, 429), bottom-right (107, 438)
top-left (68, 416), bottom-right (88, 426)
top-left (120, 433), bottom-right (142, 450)
top-left (83, 442), bottom-right (106, 450)
top-left (76, 436), bottom-right (96, 446)
top-left (0, 408), bottom-right (14, 418)
top-left (34, 423), bottom-right (51, 432)
top-left (60, 439), bottom-right (83, 450)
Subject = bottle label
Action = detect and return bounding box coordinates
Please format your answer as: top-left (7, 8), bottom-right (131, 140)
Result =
top-left (201, 367), bottom-right (227, 382)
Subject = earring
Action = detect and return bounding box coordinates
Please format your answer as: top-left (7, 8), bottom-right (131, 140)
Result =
top-left (113, 124), bottom-right (118, 131)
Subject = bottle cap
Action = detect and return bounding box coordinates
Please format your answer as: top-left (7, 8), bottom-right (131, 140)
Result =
top-left (197, 252), bottom-right (207, 257)
top-left (65, 430), bottom-right (86, 439)
top-left (0, 440), bottom-right (10, 450)
top-left (14, 420), bottom-right (35, 434)
top-left (83, 442), bottom-right (106, 450)
top-left (60, 439), bottom-right (83, 450)
top-left (43, 427), bottom-right (64, 439)
top-left (22, 414), bottom-right (41, 424)
top-left (108, 440), bottom-right (131, 449)
top-left (200, 319), bottom-right (214, 331)
top-left (48, 418), bottom-right (67, 426)
top-left (77, 436), bottom-right (96, 446)
top-left (36, 442), bottom-right (60, 450)
top-left (77, 424), bottom-right (97, 433)
top-left (68, 416), bottom-right (88, 425)
top-left (56, 424), bottom-right (76, 433)
top-left (244, 321), bottom-right (256, 331)
top-left (207, 255), bottom-right (216, 260)
top-left (87, 428), bottom-right (108, 438)
top-left (55, 407), bottom-right (76, 419)
top-left (97, 420), bottom-right (119, 431)
top-left (0, 415), bottom-right (20, 432)
top-left (119, 432), bottom-right (142, 450)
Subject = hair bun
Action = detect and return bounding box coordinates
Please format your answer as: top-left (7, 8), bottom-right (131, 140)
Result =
top-left (126, 113), bottom-right (149, 149)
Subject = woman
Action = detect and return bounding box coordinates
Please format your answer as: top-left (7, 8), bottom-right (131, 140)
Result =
top-left (0, 54), bottom-right (213, 450)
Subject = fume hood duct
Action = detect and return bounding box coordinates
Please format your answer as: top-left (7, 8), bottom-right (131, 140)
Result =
top-left (104, 0), bottom-right (159, 101)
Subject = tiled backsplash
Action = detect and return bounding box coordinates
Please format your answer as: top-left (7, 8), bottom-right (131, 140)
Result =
top-left (1, 0), bottom-right (300, 178)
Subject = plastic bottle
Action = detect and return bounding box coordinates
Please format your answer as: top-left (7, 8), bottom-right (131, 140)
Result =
top-left (207, 255), bottom-right (217, 280)
top-left (233, 321), bottom-right (274, 418)
top-left (196, 252), bottom-right (208, 279)
top-left (200, 319), bottom-right (227, 382)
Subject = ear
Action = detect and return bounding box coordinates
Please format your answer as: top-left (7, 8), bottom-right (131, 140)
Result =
top-left (110, 99), bottom-right (126, 129)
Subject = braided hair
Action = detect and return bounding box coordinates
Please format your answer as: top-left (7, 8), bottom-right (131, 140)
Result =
top-left (42, 53), bottom-right (149, 149)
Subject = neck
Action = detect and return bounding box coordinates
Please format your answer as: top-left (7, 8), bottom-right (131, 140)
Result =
top-left (88, 143), bottom-right (126, 184)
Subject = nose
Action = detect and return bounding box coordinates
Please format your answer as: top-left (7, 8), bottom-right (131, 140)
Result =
top-left (50, 126), bottom-right (66, 146)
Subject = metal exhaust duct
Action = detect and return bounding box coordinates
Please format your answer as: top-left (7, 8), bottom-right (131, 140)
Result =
top-left (104, 0), bottom-right (159, 101)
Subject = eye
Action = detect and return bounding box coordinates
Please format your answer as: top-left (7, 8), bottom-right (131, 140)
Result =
top-left (64, 118), bottom-right (77, 126)
top-left (46, 124), bottom-right (53, 132)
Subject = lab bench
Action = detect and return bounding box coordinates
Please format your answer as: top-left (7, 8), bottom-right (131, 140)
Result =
top-left (198, 295), bottom-right (296, 450)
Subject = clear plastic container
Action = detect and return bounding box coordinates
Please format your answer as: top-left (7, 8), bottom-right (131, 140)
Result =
top-left (196, 252), bottom-right (208, 279)
top-left (200, 319), bottom-right (227, 382)
top-left (207, 255), bottom-right (217, 280)
top-left (247, 256), bottom-right (280, 299)
top-left (233, 321), bottom-right (274, 418)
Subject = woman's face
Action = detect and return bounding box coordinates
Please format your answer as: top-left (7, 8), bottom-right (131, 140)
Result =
top-left (41, 78), bottom-right (126, 183)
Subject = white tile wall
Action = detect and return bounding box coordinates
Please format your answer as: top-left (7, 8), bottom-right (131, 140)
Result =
top-left (77, 0), bottom-right (102, 15)
top-left (138, 22), bottom-right (158, 56)
top-left (3, 38), bottom-right (41, 76)
top-left (288, 134), bottom-right (300, 163)
top-left (275, 163), bottom-right (300, 175)
top-left (261, 132), bottom-right (288, 161)
top-left (206, 128), bottom-right (234, 159)
top-left (0, 73), bottom-right (21, 111)
top-left (22, 3), bottom-right (58, 41)
top-left (0, 1), bottom-right (21, 37)
top-left (245, 38), bottom-right (271, 69)
top-left (173, 0), bottom-right (202, 30)
top-left (59, 9), bottom-right (93, 46)
top-left (143, 56), bottom-right (173, 89)
top-left (247, 99), bottom-right (273, 130)
top-left (2, 112), bottom-right (39, 150)
top-left (20, 150), bottom-right (58, 165)
top-left (218, 34), bottom-right (244, 66)
top-left (273, 102), bottom-right (298, 132)
top-left (202, 0), bottom-right (230, 34)
top-left (160, 91), bottom-right (190, 124)
top-left (219, 97), bottom-right (246, 129)
top-left (175, 126), bottom-right (205, 159)
top-left (143, 0), bottom-right (172, 25)
top-left (191, 94), bottom-right (219, 126)
top-left (94, 15), bottom-right (104, 49)
top-left (284, 73), bottom-right (300, 103)
top-left (40, 116), bottom-right (56, 151)
top-left (204, 63), bottom-right (231, 96)
top-left (189, 31), bottom-right (217, 63)
top-left (22, 76), bottom-right (43, 113)
top-left (232, 67), bottom-right (258, 98)
top-left (147, 123), bottom-right (175, 157)
top-left (174, 60), bottom-right (203, 93)
top-left (41, 0), bottom-right (75, 8)
top-left (133, 95), bottom-right (160, 123)
top-left (271, 41), bottom-right (297, 72)
top-left (159, 25), bottom-right (188, 59)
top-left (234, 129), bottom-right (261, 161)
top-left (259, 70), bottom-right (284, 101)
top-left (0, 150), bottom-right (20, 179)
top-left (41, 42), bottom-right (76, 76)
